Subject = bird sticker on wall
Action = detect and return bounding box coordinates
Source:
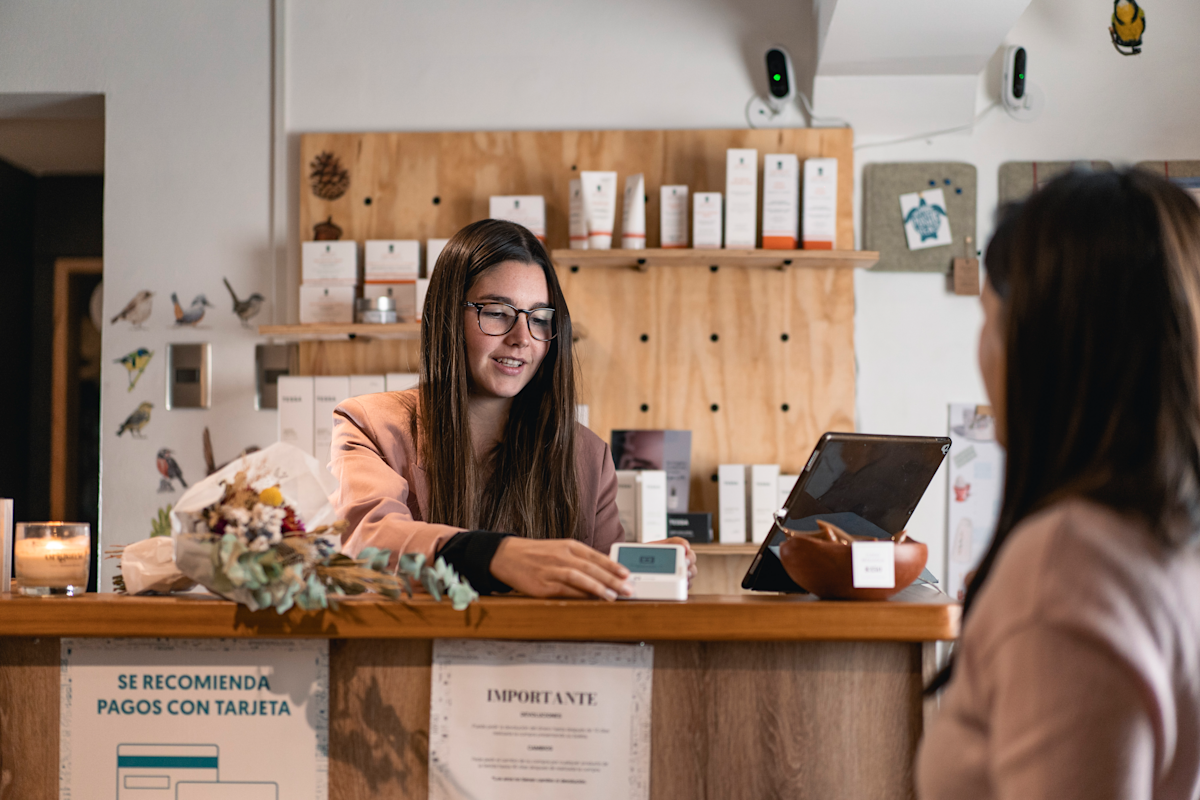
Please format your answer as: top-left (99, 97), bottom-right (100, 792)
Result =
top-left (309, 151), bottom-right (350, 200)
top-left (900, 189), bottom-right (953, 250)
top-left (1110, 0), bottom-right (1145, 55)
top-left (171, 293), bottom-right (213, 327)
top-left (110, 290), bottom-right (154, 328)
top-left (115, 348), bottom-right (153, 391)
top-left (117, 401), bottom-right (153, 438)
top-left (156, 447), bottom-right (187, 493)
top-left (223, 278), bottom-right (265, 327)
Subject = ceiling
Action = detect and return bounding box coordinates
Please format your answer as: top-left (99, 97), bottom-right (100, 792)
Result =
top-left (0, 93), bottom-right (104, 175)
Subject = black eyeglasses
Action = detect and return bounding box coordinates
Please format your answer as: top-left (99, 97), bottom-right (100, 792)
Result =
top-left (463, 302), bottom-right (558, 341)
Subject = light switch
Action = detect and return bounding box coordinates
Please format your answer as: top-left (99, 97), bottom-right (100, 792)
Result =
top-left (255, 343), bottom-right (298, 410)
top-left (166, 343), bottom-right (211, 409)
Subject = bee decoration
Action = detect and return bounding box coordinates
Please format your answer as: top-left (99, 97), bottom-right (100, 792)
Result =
top-left (1110, 0), bottom-right (1145, 56)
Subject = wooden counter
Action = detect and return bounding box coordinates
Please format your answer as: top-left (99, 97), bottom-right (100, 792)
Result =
top-left (0, 589), bottom-right (958, 800)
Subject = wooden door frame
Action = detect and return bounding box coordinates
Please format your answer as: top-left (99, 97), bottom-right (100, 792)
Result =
top-left (50, 257), bottom-right (103, 520)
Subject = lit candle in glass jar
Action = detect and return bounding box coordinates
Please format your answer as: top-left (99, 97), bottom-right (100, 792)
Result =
top-left (14, 523), bottom-right (91, 595)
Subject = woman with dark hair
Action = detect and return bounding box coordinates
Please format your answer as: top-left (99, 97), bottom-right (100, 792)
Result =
top-left (330, 219), bottom-right (695, 599)
top-left (918, 170), bottom-right (1200, 798)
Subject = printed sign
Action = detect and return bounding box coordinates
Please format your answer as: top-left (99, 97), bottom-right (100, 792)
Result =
top-left (429, 640), bottom-right (653, 800)
top-left (900, 188), bottom-right (953, 250)
top-left (60, 638), bottom-right (328, 800)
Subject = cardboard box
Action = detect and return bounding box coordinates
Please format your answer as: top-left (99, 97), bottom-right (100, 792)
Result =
top-left (277, 375), bottom-right (314, 456)
top-left (615, 470), bottom-right (638, 542)
top-left (667, 512), bottom-right (712, 544)
top-left (569, 179), bottom-right (588, 250)
top-left (746, 464), bottom-right (781, 544)
top-left (313, 375), bottom-right (350, 469)
top-left (611, 430), bottom-right (692, 512)
top-left (489, 195), bottom-right (546, 241)
top-left (299, 285), bottom-right (355, 324)
top-left (724, 148), bottom-right (758, 248)
top-left (660, 185), bottom-right (689, 248)
top-left (426, 238), bottom-right (450, 277)
top-left (362, 282), bottom-right (417, 321)
top-left (416, 278), bottom-right (430, 321)
top-left (717, 464), bottom-right (746, 543)
top-left (301, 240), bottom-right (358, 285)
top-left (778, 473), bottom-right (800, 511)
top-left (348, 375), bottom-right (386, 397)
top-left (364, 240), bottom-right (419, 282)
top-left (802, 157), bottom-right (838, 250)
top-left (762, 154), bottom-right (799, 249)
top-left (693, 192), bottom-right (723, 249)
top-left (635, 470), bottom-right (669, 543)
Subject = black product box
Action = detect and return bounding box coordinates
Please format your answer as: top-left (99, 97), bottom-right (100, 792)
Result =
top-left (667, 512), bottom-right (712, 543)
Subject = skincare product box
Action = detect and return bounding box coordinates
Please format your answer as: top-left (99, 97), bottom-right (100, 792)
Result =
top-left (362, 282), bottom-right (416, 321)
top-left (635, 470), bottom-right (669, 543)
top-left (580, 171), bottom-right (618, 249)
top-left (426, 238), bottom-right (450, 277)
top-left (778, 473), bottom-right (800, 511)
top-left (277, 375), bottom-right (315, 456)
top-left (348, 374), bottom-right (386, 397)
top-left (302, 240), bottom-right (358, 285)
top-left (313, 375), bottom-right (350, 469)
top-left (611, 430), bottom-right (692, 512)
top-left (299, 285), bottom-right (355, 324)
top-left (1, 498), bottom-right (11, 593)
top-left (724, 148), bottom-right (758, 249)
top-left (667, 512), bottom-right (713, 544)
top-left (569, 179), bottom-right (588, 250)
top-left (718, 464), bottom-right (747, 543)
top-left (615, 470), bottom-right (638, 542)
top-left (802, 157), bottom-right (838, 250)
top-left (747, 464), bottom-right (781, 544)
top-left (489, 195), bottom-right (546, 242)
top-left (385, 372), bottom-right (420, 392)
top-left (416, 278), bottom-right (430, 321)
top-left (364, 240), bottom-right (419, 283)
top-left (693, 192), bottom-right (723, 249)
top-left (660, 185), bottom-right (689, 248)
top-left (622, 174), bottom-right (647, 250)
top-left (762, 154), bottom-right (800, 249)
top-left (576, 404), bottom-right (590, 428)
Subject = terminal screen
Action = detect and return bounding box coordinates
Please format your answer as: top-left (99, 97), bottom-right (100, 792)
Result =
top-left (616, 547), bottom-right (676, 574)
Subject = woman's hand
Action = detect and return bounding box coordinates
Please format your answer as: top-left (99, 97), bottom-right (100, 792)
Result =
top-left (660, 537), bottom-right (698, 582)
top-left (490, 538), bottom-right (633, 600)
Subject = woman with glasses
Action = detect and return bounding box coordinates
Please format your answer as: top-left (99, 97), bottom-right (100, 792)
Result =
top-left (330, 219), bottom-right (696, 599)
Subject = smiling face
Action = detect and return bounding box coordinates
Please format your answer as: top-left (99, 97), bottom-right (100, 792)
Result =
top-left (463, 260), bottom-right (553, 401)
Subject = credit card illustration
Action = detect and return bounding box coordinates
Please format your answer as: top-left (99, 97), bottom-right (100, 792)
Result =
top-left (116, 744), bottom-right (218, 799)
top-left (176, 782), bottom-right (278, 800)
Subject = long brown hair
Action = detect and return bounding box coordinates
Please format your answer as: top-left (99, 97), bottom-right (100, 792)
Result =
top-left (414, 219), bottom-right (581, 539)
top-left (930, 169), bottom-right (1200, 693)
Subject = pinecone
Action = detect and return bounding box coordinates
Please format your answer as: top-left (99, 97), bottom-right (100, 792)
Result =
top-left (309, 151), bottom-right (350, 200)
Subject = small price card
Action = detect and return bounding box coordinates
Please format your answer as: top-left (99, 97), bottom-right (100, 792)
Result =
top-left (851, 541), bottom-right (895, 589)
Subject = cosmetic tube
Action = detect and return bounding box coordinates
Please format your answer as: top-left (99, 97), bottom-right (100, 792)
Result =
top-left (569, 179), bottom-right (588, 250)
top-left (580, 171), bottom-right (618, 250)
top-left (622, 173), bottom-right (647, 250)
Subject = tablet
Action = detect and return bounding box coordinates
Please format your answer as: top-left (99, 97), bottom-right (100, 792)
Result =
top-left (741, 432), bottom-right (951, 592)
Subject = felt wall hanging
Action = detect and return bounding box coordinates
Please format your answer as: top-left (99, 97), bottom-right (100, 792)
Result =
top-left (997, 161), bottom-right (1114, 204)
top-left (863, 162), bottom-right (976, 273)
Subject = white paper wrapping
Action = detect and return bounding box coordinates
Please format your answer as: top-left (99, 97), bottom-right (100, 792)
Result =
top-left (119, 536), bottom-right (195, 595)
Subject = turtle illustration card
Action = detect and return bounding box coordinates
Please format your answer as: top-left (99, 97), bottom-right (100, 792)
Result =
top-left (899, 189), bottom-right (952, 250)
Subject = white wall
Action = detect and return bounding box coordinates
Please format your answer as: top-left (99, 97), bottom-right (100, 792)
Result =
top-left (0, 1), bottom-right (275, 590)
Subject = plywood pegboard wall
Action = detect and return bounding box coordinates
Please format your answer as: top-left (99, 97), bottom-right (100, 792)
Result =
top-left (298, 128), bottom-right (857, 521)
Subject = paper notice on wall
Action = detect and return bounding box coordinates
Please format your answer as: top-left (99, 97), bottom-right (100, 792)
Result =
top-left (60, 638), bottom-right (328, 800)
top-left (946, 403), bottom-right (1005, 600)
top-left (429, 639), bottom-right (652, 800)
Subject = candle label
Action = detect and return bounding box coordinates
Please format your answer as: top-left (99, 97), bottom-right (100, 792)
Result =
top-left (14, 536), bottom-right (90, 588)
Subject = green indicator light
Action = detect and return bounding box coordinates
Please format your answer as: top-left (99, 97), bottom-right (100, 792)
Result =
top-left (773, 73), bottom-right (781, 81)
top-left (1018, 73), bottom-right (1024, 79)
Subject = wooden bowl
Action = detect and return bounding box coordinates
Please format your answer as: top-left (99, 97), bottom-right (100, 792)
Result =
top-left (778, 533), bottom-right (928, 601)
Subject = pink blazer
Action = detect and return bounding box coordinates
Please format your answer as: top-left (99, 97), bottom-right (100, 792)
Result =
top-left (330, 389), bottom-right (625, 562)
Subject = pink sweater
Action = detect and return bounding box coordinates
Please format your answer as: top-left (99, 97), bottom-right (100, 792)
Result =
top-left (329, 389), bottom-right (625, 561)
top-left (918, 499), bottom-right (1200, 800)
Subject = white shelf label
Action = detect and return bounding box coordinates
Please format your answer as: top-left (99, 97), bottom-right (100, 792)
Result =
top-left (851, 541), bottom-right (895, 588)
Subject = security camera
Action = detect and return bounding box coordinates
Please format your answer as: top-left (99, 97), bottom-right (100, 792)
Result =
top-left (765, 46), bottom-right (795, 112)
top-left (1001, 45), bottom-right (1044, 121)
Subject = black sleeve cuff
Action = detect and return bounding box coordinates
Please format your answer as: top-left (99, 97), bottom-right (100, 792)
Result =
top-left (435, 530), bottom-right (514, 595)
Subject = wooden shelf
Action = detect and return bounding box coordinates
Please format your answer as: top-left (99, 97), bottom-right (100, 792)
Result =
top-left (257, 322), bottom-right (421, 341)
top-left (692, 543), bottom-right (761, 556)
top-left (551, 248), bottom-right (879, 271)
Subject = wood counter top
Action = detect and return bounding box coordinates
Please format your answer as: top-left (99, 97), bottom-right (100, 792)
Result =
top-left (0, 586), bottom-right (958, 642)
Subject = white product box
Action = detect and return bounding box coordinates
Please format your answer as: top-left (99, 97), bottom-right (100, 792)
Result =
top-left (299, 285), bottom-right (355, 324)
top-left (778, 474), bottom-right (800, 511)
top-left (416, 278), bottom-right (430, 321)
top-left (0, 498), bottom-right (11, 594)
top-left (746, 464), bottom-right (781, 544)
top-left (693, 192), bottom-right (723, 249)
top-left (762, 154), bottom-right (800, 250)
top-left (569, 179), bottom-right (588, 250)
top-left (615, 470), bottom-right (638, 542)
top-left (660, 185), bottom-right (689, 248)
top-left (575, 404), bottom-right (589, 428)
top-left (635, 470), bottom-right (669, 543)
top-left (277, 375), bottom-right (315, 457)
top-left (717, 464), bottom-right (747, 543)
top-left (489, 195), bottom-right (546, 241)
top-left (362, 282), bottom-right (417, 321)
top-left (724, 148), bottom-right (758, 249)
top-left (426, 238), bottom-right (450, 277)
top-left (301, 240), bottom-right (358, 285)
top-left (802, 157), bottom-right (838, 250)
top-left (348, 374), bottom-right (386, 397)
top-left (364, 240), bottom-right (419, 283)
top-left (385, 372), bottom-right (420, 392)
top-left (313, 375), bottom-right (350, 469)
